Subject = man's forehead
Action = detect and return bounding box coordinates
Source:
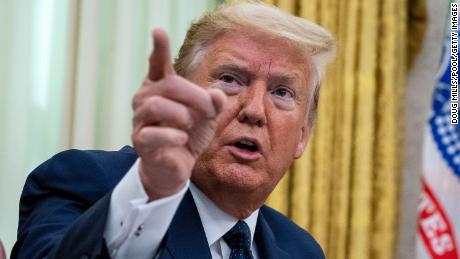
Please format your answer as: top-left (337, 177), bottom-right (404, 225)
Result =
top-left (206, 47), bottom-right (309, 83)
top-left (209, 32), bottom-right (306, 60)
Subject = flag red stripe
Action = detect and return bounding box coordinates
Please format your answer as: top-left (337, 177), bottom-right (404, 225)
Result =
top-left (418, 178), bottom-right (459, 259)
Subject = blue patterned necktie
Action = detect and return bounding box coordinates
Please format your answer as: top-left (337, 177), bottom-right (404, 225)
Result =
top-left (223, 220), bottom-right (255, 259)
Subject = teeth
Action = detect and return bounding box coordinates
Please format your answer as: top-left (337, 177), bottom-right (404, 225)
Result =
top-left (239, 140), bottom-right (254, 146)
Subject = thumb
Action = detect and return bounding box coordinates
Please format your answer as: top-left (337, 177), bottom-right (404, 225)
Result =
top-left (148, 28), bottom-right (176, 81)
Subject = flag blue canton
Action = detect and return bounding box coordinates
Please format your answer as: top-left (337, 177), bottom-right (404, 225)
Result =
top-left (430, 24), bottom-right (460, 180)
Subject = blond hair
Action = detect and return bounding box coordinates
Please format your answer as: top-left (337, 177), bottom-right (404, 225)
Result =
top-left (174, 1), bottom-right (336, 125)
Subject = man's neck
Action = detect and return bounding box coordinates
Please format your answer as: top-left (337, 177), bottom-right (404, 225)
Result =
top-left (189, 182), bottom-right (259, 246)
top-left (191, 180), bottom-right (266, 219)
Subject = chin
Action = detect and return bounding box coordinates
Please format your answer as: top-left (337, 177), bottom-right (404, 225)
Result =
top-left (193, 156), bottom-right (267, 194)
top-left (216, 162), bottom-right (265, 191)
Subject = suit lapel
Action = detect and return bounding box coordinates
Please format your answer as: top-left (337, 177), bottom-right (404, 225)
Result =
top-left (157, 190), bottom-right (290, 259)
top-left (255, 210), bottom-right (291, 259)
top-left (159, 190), bottom-right (212, 259)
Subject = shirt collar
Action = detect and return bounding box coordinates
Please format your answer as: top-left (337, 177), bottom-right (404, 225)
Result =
top-left (189, 182), bottom-right (259, 247)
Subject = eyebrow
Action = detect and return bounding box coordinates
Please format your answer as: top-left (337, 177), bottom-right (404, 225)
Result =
top-left (211, 63), bottom-right (300, 85)
top-left (211, 63), bottom-right (251, 77)
top-left (268, 73), bottom-right (298, 85)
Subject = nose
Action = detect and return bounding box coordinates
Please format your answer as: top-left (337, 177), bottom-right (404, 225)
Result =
top-left (237, 82), bottom-right (267, 127)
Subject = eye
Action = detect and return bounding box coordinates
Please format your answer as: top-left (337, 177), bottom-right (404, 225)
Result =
top-left (220, 74), bottom-right (238, 84)
top-left (216, 73), bottom-right (244, 95)
top-left (272, 87), bottom-right (294, 98)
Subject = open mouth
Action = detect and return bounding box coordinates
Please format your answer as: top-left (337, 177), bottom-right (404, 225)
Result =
top-left (233, 140), bottom-right (259, 153)
top-left (227, 137), bottom-right (262, 161)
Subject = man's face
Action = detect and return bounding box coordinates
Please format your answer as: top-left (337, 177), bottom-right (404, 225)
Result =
top-left (190, 31), bottom-right (312, 198)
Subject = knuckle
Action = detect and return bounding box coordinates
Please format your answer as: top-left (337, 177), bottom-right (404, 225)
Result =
top-left (132, 134), bottom-right (143, 150)
top-left (137, 97), bottom-right (163, 125)
top-left (137, 128), bottom-right (157, 147)
top-left (179, 110), bottom-right (193, 127)
top-left (145, 96), bottom-right (162, 112)
top-left (133, 129), bottom-right (148, 146)
top-left (131, 132), bottom-right (137, 145)
top-left (132, 110), bottom-right (141, 127)
top-left (132, 93), bottom-right (142, 110)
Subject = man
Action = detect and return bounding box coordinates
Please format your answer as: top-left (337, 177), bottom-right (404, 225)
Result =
top-left (12, 2), bottom-right (335, 259)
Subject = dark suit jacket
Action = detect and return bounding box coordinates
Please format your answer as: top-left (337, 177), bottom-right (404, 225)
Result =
top-left (11, 146), bottom-right (325, 259)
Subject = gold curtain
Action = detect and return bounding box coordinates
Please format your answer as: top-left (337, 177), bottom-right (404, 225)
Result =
top-left (263, 0), bottom-right (427, 259)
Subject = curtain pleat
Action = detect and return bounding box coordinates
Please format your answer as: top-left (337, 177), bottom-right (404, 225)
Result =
top-left (299, 0), bottom-right (317, 21)
top-left (348, 0), bottom-right (379, 257)
top-left (276, 0), bottom-right (296, 13)
top-left (266, 169), bottom-right (291, 215)
top-left (0, 0), bottom-right (74, 252)
top-left (71, 0), bottom-right (216, 150)
top-left (262, 0), bottom-right (427, 258)
top-left (370, 0), bottom-right (407, 257)
top-left (291, 145), bottom-right (313, 229)
top-left (326, 0), bottom-right (356, 257)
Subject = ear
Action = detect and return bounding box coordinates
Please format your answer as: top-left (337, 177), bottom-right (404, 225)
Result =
top-left (294, 122), bottom-right (310, 159)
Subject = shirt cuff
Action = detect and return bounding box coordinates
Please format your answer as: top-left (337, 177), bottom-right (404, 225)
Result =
top-left (104, 158), bottom-right (189, 258)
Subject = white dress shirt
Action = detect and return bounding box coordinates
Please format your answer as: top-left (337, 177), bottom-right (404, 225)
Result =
top-left (189, 183), bottom-right (259, 259)
top-left (104, 158), bottom-right (260, 259)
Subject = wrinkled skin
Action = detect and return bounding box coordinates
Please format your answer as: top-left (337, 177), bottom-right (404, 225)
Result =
top-left (132, 29), bottom-right (226, 200)
top-left (190, 31), bottom-right (312, 218)
top-left (132, 29), bottom-right (313, 218)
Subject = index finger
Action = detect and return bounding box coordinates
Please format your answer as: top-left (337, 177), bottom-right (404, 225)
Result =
top-left (148, 28), bottom-right (176, 81)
